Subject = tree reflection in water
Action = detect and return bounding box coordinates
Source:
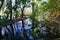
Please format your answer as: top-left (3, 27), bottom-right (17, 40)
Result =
top-left (1, 18), bottom-right (33, 40)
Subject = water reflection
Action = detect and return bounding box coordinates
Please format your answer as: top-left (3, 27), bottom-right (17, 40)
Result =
top-left (1, 18), bottom-right (33, 40)
top-left (24, 18), bottom-right (32, 30)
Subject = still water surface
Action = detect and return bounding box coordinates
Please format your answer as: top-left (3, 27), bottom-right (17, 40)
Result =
top-left (1, 18), bottom-right (33, 40)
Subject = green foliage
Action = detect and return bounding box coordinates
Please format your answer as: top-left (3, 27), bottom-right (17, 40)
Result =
top-left (7, 0), bottom-right (12, 10)
top-left (4, 9), bottom-right (10, 14)
top-left (0, 19), bottom-right (6, 25)
top-left (40, 0), bottom-right (58, 12)
top-left (30, 26), bottom-right (40, 38)
top-left (0, 0), bottom-right (60, 39)
top-left (0, 0), bottom-right (4, 9)
top-left (57, 0), bottom-right (60, 10)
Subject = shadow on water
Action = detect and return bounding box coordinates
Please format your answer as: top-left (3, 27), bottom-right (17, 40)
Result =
top-left (1, 18), bottom-right (33, 40)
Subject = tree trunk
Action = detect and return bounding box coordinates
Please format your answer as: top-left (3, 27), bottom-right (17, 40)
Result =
top-left (21, 5), bottom-right (25, 29)
top-left (9, 0), bottom-right (14, 39)
top-left (6, 14), bottom-right (9, 19)
top-left (9, 0), bottom-right (12, 20)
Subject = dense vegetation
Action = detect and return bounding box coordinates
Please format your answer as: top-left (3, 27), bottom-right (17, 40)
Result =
top-left (0, 0), bottom-right (60, 40)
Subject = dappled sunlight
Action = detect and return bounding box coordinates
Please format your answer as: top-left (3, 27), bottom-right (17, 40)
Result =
top-left (0, 0), bottom-right (60, 40)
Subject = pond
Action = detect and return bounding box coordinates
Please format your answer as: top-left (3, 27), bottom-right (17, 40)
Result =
top-left (1, 18), bottom-right (50, 40)
top-left (1, 18), bottom-right (33, 40)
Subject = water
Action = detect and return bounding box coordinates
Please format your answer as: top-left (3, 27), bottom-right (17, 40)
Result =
top-left (1, 18), bottom-right (33, 40)
top-left (1, 18), bottom-right (47, 40)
